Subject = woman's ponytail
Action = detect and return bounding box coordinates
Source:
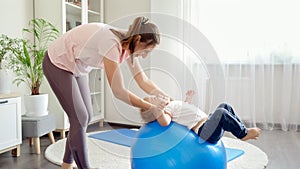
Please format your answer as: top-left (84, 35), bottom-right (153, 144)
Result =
top-left (110, 16), bottom-right (160, 54)
top-left (126, 17), bottom-right (143, 38)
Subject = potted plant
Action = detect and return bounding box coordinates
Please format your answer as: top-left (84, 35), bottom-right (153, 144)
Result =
top-left (7, 18), bottom-right (59, 116)
top-left (0, 34), bottom-right (21, 94)
top-left (0, 34), bottom-right (10, 70)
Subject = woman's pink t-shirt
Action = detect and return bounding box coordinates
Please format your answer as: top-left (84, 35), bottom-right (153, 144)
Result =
top-left (47, 23), bottom-right (128, 76)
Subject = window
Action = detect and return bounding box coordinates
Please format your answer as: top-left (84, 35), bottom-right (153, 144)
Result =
top-left (189, 0), bottom-right (300, 63)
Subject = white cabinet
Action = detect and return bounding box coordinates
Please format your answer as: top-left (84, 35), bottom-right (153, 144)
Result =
top-left (0, 95), bottom-right (21, 156)
top-left (65, 0), bottom-right (104, 31)
top-left (35, 0), bottom-right (105, 137)
top-left (34, 0), bottom-right (104, 34)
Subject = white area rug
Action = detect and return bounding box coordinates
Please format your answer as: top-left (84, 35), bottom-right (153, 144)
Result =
top-left (45, 131), bottom-right (268, 169)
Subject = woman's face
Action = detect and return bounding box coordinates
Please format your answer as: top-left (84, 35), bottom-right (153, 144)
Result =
top-left (133, 42), bottom-right (156, 58)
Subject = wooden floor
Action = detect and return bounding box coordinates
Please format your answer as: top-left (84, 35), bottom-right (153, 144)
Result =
top-left (0, 122), bottom-right (299, 169)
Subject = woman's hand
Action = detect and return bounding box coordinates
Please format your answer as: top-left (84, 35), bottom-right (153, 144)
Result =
top-left (147, 95), bottom-right (167, 118)
top-left (160, 94), bottom-right (171, 106)
top-left (149, 95), bottom-right (169, 109)
top-left (140, 95), bottom-right (172, 126)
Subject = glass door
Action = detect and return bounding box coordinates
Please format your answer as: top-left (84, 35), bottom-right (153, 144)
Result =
top-left (65, 0), bottom-right (83, 31)
top-left (88, 0), bottom-right (103, 23)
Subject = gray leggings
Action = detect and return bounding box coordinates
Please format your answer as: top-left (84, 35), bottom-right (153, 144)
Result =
top-left (42, 52), bottom-right (92, 169)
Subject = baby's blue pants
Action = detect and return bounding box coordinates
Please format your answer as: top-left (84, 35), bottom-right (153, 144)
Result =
top-left (198, 103), bottom-right (248, 143)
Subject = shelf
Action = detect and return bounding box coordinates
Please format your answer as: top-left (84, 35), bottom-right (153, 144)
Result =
top-left (90, 92), bottom-right (102, 95)
top-left (0, 93), bottom-right (21, 99)
top-left (66, 2), bottom-right (81, 16)
top-left (88, 9), bottom-right (100, 16)
top-left (66, 2), bottom-right (101, 21)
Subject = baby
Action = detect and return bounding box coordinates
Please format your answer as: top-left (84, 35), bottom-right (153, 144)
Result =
top-left (141, 90), bottom-right (261, 143)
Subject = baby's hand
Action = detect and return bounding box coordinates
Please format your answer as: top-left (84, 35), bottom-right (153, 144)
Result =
top-left (185, 90), bottom-right (195, 104)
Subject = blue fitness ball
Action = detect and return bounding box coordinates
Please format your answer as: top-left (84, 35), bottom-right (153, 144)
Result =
top-left (131, 121), bottom-right (227, 169)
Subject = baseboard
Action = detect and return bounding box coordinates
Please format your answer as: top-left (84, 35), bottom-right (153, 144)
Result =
top-left (244, 121), bottom-right (300, 132)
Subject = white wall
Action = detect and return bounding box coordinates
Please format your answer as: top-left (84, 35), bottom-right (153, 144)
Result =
top-left (104, 0), bottom-right (151, 23)
top-left (0, 0), bottom-right (34, 114)
top-left (0, 1), bottom-right (33, 37)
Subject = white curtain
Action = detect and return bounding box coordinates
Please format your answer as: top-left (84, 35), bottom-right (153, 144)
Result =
top-left (182, 0), bottom-right (300, 131)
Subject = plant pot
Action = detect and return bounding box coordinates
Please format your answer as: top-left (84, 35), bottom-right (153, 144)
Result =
top-left (24, 93), bottom-right (48, 117)
top-left (0, 69), bottom-right (12, 94)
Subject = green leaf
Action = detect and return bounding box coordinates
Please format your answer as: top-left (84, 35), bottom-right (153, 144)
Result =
top-left (7, 18), bottom-right (59, 94)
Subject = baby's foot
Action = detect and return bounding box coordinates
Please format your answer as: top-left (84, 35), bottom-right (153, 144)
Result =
top-left (241, 128), bottom-right (261, 141)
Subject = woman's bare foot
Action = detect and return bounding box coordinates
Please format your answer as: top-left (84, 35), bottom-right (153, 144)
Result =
top-left (61, 162), bottom-right (73, 169)
top-left (241, 128), bottom-right (261, 141)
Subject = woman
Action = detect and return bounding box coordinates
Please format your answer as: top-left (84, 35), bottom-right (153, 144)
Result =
top-left (42, 16), bottom-right (170, 169)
